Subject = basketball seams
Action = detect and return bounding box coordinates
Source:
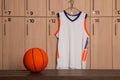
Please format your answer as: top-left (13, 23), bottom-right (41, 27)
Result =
top-left (32, 48), bottom-right (37, 72)
top-left (38, 49), bottom-right (44, 70)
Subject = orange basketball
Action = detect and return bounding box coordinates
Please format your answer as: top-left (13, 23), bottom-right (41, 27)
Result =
top-left (23, 48), bottom-right (48, 72)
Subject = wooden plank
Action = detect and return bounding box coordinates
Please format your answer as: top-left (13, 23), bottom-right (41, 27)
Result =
top-left (0, 70), bottom-right (120, 80)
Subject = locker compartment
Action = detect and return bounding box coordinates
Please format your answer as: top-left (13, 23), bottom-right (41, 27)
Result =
top-left (25, 0), bottom-right (46, 16)
top-left (91, 17), bottom-right (112, 69)
top-left (0, 0), bottom-right (2, 16)
top-left (47, 0), bottom-right (68, 17)
top-left (2, 17), bottom-right (25, 70)
top-left (91, 0), bottom-right (112, 16)
top-left (25, 18), bottom-right (46, 53)
top-left (0, 17), bottom-right (2, 69)
top-left (113, 17), bottom-right (120, 69)
top-left (113, 0), bottom-right (120, 16)
top-left (3, 0), bottom-right (24, 16)
top-left (47, 18), bottom-right (57, 69)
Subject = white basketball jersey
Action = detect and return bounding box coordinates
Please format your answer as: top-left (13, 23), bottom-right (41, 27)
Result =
top-left (55, 10), bottom-right (89, 69)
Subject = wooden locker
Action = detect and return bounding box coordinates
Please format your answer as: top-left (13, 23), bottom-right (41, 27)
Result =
top-left (74, 0), bottom-right (91, 16)
top-left (0, 17), bottom-right (2, 69)
top-left (25, 18), bottom-right (46, 54)
top-left (0, 0), bottom-right (2, 16)
top-left (91, 17), bottom-right (112, 69)
top-left (113, 0), bottom-right (120, 16)
top-left (25, 0), bottom-right (46, 16)
top-left (3, 17), bottom-right (25, 70)
top-left (113, 17), bottom-right (120, 69)
top-left (3, 0), bottom-right (24, 16)
top-left (47, 0), bottom-right (68, 17)
top-left (91, 0), bottom-right (112, 16)
top-left (47, 18), bottom-right (57, 69)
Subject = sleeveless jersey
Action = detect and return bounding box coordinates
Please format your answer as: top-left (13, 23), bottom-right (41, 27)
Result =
top-left (55, 10), bottom-right (90, 69)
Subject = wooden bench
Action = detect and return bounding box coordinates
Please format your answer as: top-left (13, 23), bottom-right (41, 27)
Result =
top-left (0, 70), bottom-right (120, 80)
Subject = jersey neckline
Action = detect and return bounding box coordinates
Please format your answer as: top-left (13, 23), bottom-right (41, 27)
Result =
top-left (63, 10), bottom-right (81, 22)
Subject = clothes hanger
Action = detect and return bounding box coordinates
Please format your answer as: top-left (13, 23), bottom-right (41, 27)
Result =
top-left (65, 0), bottom-right (80, 15)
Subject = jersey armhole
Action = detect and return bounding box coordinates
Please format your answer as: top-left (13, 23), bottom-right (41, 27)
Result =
top-left (54, 13), bottom-right (61, 37)
top-left (84, 14), bottom-right (90, 38)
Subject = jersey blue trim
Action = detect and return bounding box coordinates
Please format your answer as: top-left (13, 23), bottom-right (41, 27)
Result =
top-left (84, 38), bottom-right (88, 49)
top-left (57, 13), bottom-right (60, 18)
top-left (64, 10), bottom-right (81, 22)
top-left (85, 14), bottom-right (88, 19)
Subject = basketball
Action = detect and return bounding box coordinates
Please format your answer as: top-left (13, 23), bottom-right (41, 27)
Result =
top-left (23, 48), bottom-right (48, 72)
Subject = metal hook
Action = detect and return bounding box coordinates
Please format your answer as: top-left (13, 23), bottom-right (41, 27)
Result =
top-left (69, 0), bottom-right (74, 10)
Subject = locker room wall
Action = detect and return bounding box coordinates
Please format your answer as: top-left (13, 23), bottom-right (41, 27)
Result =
top-left (0, 0), bottom-right (120, 70)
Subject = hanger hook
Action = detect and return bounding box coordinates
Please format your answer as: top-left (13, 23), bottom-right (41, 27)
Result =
top-left (69, 0), bottom-right (74, 10)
